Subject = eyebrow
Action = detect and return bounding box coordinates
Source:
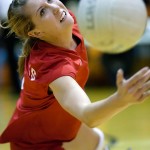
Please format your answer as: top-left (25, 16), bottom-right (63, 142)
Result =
top-left (36, 6), bottom-right (43, 16)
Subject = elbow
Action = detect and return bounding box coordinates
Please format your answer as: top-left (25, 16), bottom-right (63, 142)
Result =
top-left (81, 114), bottom-right (100, 128)
top-left (83, 116), bottom-right (104, 128)
top-left (81, 108), bottom-right (104, 128)
top-left (84, 121), bottom-right (96, 128)
top-left (80, 108), bottom-right (97, 128)
top-left (82, 118), bottom-right (98, 128)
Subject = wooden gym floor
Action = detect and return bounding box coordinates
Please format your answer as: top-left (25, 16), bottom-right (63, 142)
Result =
top-left (0, 87), bottom-right (150, 150)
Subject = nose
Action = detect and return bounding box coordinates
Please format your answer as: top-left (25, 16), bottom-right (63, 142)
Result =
top-left (45, 2), bottom-right (60, 15)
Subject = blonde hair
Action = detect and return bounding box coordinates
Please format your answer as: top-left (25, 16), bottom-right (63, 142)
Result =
top-left (3, 0), bottom-right (37, 78)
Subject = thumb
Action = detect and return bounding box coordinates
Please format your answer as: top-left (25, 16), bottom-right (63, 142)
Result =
top-left (116, 69), bottom-right (124, 88)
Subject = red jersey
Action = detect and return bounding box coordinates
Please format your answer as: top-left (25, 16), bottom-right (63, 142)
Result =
top-left (0, 11), bottom-right (89, 150)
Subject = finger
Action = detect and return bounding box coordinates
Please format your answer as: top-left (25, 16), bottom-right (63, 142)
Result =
top-left (138, 90), bottom-right (150, 102)
top-left (143, 90), bottom-right (150, 98)
top-left (134, 88), bottom-right (144, 101)
top-left (143, 70), bottom-right (150, 82)
top-left (130, 70), bottom-right (150, 91)
top-left (116, 69), bottom-right (124, 88)
top-left (142, 81), bottom-right (150, 93)
top-left (135, 81), bottom-right (150, 101)
top-left (127, 67), bottom-right (149, 88)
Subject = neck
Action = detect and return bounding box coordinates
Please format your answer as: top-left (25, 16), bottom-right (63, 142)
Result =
top-left (43, 31), bottom-right (77, 50)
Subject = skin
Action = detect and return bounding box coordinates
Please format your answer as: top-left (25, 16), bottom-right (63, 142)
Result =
top-left (50, 68), bottom-right (150, 127)
top-left (27, 0), bottom-right (76, 50)
top-left (25, 0), bottom-right (150, 149)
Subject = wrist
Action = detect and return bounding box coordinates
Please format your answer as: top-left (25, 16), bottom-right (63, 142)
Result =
top-left (111, 92), bottom-right (130, 108)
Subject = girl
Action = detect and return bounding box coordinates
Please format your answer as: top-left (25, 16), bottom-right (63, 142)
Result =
top-left (0, 0), bottom-right (150, 149)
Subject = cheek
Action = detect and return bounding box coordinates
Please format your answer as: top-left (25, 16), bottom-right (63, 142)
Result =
top-left (42, 20), bottom-right (60, 33)
top-left (39, 16), bottom-right (55, 29)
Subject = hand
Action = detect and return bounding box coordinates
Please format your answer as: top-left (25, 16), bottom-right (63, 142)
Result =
top-left (116, 67), bottom-right (150, 105)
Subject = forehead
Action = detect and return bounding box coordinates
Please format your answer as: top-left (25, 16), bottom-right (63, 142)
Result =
top-left (24, 0), bottom-right (43, 16)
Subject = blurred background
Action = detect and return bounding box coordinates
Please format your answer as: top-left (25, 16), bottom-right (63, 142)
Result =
top-left (0, 0), bottom-right (150, 92)
top-left (0, 0), bottom-right (150, 150)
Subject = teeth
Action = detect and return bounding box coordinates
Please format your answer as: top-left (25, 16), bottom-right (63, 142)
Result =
top-left (60, 11), bottom-right (66, 22)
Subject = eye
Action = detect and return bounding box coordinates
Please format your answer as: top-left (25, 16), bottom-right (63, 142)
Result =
top-left (40, 8), bottom-right (46, 17)
top-left (47, 0), bottom-right (52, 3)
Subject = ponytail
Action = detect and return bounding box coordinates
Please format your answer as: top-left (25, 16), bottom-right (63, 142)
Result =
top-left (18, 38), bottom-right (36, 78)
top-left (6, 0), bottom-right (36, 78)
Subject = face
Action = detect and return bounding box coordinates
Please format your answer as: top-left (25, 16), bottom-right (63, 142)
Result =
top-left (25, 0), bottom-right (74, 40)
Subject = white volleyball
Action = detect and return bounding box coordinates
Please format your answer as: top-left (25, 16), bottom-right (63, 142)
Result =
top-left (77, 0), bottom-right (148, 54)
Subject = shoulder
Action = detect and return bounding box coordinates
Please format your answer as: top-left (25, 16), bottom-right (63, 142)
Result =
top-left (25, 41), bottom-right (80, 84)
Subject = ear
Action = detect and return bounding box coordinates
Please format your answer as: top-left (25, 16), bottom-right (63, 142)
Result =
top-left (28, 29), bottom-right (43, 38)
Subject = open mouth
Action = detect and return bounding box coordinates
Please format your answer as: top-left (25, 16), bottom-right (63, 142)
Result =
top-left (60, 11), bottom-right (67, 23)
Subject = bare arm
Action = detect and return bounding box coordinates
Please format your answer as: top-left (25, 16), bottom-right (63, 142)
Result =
top-left (49, 67), bottom-right (150, 127)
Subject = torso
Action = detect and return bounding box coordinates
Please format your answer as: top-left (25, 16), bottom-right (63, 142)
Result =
top-left (0, 11), bottom-right (89, 148)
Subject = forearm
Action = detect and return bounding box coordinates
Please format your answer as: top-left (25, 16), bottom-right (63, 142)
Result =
top-left (51, 77), bottom-right (129, 127)
top-left (83, 67), bottom-right (150, 127)
top-left (50, 68), bottom-right (150, 128)
top-left (83, 92), bottom-right (129, 127)
top-left (57, 87), bottom-right (129, 128)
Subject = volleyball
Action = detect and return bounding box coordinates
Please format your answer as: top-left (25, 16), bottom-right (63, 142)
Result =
top-left (77, 0), bottom-right (148, 54)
